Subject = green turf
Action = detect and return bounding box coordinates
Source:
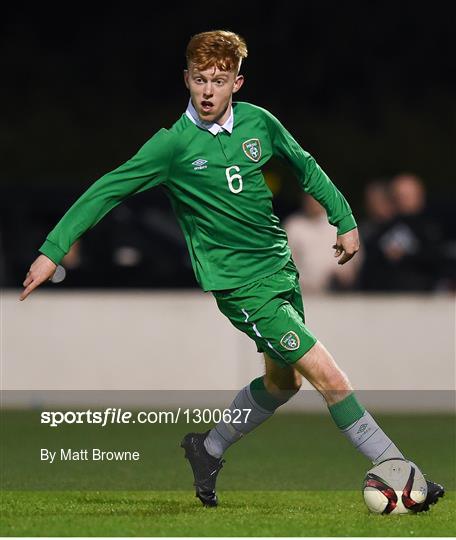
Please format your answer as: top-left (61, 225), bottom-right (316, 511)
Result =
top-left (1, 490), bottom-right (454, 537)
top-left (1, 411), bottom-right (454, 535)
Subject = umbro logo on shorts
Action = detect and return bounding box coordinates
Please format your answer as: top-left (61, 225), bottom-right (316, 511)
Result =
top-left (280, 331), bottom-right (300, 351)
top-left (192, 158), bottom-right (208, 170)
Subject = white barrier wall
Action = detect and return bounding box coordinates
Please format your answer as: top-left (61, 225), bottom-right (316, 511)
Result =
top-left (1, 291), bottom-right (454, 410)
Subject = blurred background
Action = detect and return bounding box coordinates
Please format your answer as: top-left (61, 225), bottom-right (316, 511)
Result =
top-left (1, 2), bottom-right (455, 291)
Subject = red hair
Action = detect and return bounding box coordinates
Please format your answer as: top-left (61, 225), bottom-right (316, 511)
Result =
top-left (186, 30), bottom-right (248, 72)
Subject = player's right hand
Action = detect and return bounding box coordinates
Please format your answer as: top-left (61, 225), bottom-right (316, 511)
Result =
top-left (20, 255), bottom-right (57, 301)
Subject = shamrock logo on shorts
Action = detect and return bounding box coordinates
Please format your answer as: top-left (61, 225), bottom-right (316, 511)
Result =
top-left (280, 331), bottom-right (300, 351)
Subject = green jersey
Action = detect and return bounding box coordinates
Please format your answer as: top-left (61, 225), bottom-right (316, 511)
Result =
top-left (39, 101), bottom-right (356, 291)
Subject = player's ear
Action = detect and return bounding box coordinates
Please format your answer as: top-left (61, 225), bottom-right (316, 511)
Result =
top-left (232, 74), bottom-right (244, 94)
top-left (183, 70), bottom-right (190, 89)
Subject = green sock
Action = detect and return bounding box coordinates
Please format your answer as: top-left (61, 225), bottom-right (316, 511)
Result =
top-left (249, 376), bottom-right (293, 411)
top-left (204, 376), bottom-right (296, 458)
top-left (328, 392), bottom-right (365, 429)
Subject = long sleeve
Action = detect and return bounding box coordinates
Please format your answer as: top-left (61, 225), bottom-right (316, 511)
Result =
top-left (39, 128), bottom-right (175, 264)
top-left (263, 109), bottom-right (357, 235)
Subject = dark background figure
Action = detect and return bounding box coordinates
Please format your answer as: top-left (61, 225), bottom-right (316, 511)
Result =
top-left (360, 180), bottom-right (396, 240)
top-left (358, 179), bottom-right (396, 290)
top-left (359, 174), bottom-right (448, 291)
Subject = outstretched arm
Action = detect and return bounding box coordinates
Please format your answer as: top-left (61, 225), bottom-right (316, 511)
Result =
top-left (19, 128), bottom-right (174, 301)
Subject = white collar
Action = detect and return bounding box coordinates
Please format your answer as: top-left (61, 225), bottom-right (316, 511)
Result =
top-left (185, 99), bottom-right (233, 135)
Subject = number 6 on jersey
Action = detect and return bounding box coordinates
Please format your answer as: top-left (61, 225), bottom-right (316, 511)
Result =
top-left (226, 166), bottom-right (243, 194)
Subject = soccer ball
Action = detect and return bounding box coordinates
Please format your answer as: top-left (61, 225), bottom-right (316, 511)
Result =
top-left (363, 458), bottom-right (427, 514)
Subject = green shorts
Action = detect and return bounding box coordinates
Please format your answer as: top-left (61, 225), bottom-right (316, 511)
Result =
top-left (212, 257), bottom-right (317, 368)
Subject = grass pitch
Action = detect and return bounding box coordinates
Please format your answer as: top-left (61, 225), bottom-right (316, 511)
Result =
top-left (1, 490), bottom-right (454, 537)
top-left (1, 412), bottom-right (454, 536)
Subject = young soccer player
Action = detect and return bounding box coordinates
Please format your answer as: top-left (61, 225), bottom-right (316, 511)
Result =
top-left (20, 30), bottom-right (444, 510)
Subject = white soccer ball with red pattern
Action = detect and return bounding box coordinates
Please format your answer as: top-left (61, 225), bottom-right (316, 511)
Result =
top-left (363, 459), bottom-right (427, 514)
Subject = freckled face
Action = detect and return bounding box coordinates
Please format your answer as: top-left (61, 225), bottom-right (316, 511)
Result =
top-left (184, 64), bottom-right (244, 124)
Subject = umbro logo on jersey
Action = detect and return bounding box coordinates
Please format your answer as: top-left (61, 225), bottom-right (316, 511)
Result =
top-left (192, 158), bottom-right (208, 170)
top-left (242, 138), bottom-right (262, 162)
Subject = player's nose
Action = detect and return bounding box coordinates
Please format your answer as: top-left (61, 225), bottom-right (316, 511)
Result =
top-left (203, 82), bottom-right (213, 97)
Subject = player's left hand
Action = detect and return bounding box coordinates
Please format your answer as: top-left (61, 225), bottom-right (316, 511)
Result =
top-left (333, 228), bottom-right (360, 265)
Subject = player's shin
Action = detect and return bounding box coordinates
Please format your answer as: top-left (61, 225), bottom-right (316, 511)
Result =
top-left (328, 392), bottom-right (404, 464)
top-left (204, 376), bottom-right (294, 458)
